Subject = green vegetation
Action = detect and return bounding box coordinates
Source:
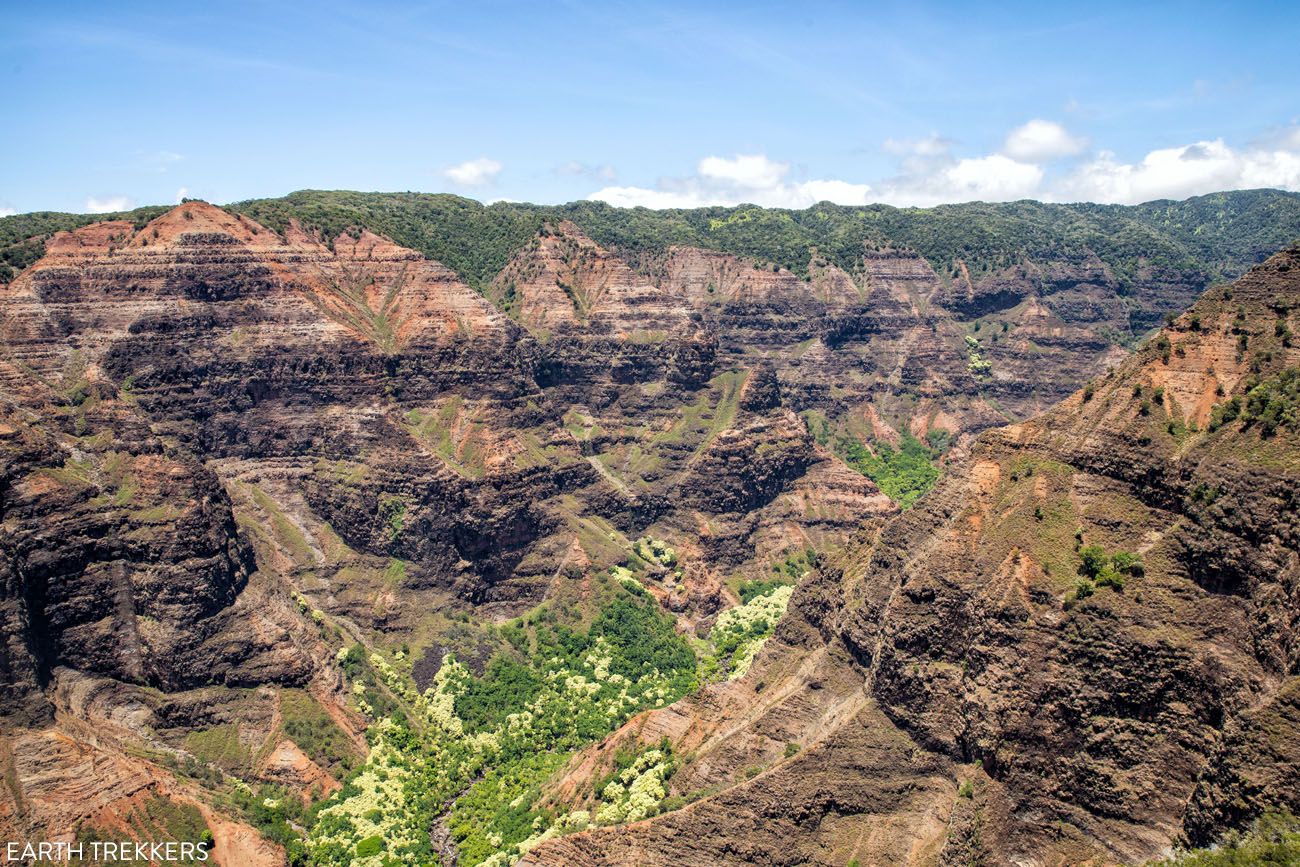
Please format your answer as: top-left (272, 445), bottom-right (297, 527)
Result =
top-left (280, 688), bottom-right (359, 777)
top-left (453, 655), bottom-right (544, 733)
top-left (965, 334), bottom-right (992, 375)
top-left (633, 537), bottom-right (677, 567)
top-left (228, 780), bottom-right (313, 861)
top-left (6, 190), bottom-right (1298, 299)
top-left (448, 752), bottom-right (571, 863)
top-left (376, 493), bottom-right (409, 543)
top-left (707, 584), bottom-right (793, 680)
top-left (305, 587), bottom-right (699, 867)
top-left (835, 431), bottom-right (944, 509)
top-left (736, 547), bottom-right (813, 604)
top-left (1073, 543), bottom-right (1144, 598)
top-left (592, 743), bottom-right (677, 825)
top-left (402, 397), bottom-right (489, 478)
top-left (184, 724), bottom-right (250, 773)
top-left (1147, 812), bottom-right (1300, 866)
top-left (300, 566), bottom-right (798, 865)
top-left (76, 796), bottom-right (211, 865)
top-left (769, 547), bottom-right (816, 581)
top-left (739, 578), bottom-right (792, 603)
top-left (1210, 367), bottom-right (1300, 436)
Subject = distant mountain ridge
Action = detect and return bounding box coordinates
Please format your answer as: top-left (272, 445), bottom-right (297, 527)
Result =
top-left (5, 188), bottom-right (1299, 295)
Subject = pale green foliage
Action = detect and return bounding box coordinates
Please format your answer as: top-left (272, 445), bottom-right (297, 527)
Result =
top-left (634, 537), bottom-right (677, 567)
top-left (965, 334), bottom-right (992, 375)
top-left (308, 596), bottom-right (698, 867)
top-left (594, 748), bottom-right (672, 825)
top-left (710, 585), bottom-right (794, 680)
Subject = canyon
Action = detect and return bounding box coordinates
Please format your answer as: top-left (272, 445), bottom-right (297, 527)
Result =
top-left (0, 193), bottom-right (1297, 866)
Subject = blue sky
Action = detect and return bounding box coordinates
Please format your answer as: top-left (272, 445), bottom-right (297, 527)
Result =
top-left (1, 0), bottom-right (1298, 215)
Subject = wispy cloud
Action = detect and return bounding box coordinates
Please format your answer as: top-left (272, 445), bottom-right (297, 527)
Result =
top-left (0, 207), bottom-right (15, 218)
top-left (142, 150), bottom-right (184, 173)
top-left (443, 157), bottom-right (502, 187)
top-left (85, 195), bottom-right (133, 214)
top-left (46, 24), bottom-right (337, 81)
top-left (555, 161), bottom-right (616, 181)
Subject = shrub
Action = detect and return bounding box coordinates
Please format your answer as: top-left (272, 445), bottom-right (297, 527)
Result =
top-left (1078, 547), bottom-right (1142, 591)
top-left (1151, 811), bottom-right (1300, 865)
top-left (591, 597), bottom-right (697, 682)
top-left (376, 493), bottom-right (408, 543)
top-left (1095, 568), bottom-right (1126, 590)
top-left (1079, 545), bottom-right (1109, 579)
top-left (1111, 551), bottom-right (1144, 576)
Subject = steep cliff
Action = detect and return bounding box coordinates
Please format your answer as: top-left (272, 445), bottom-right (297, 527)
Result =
top-left (521, 245), bottom-right (1300, 866)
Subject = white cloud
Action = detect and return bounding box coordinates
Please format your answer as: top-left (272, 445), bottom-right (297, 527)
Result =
top-left (589, 153), bottom-right (873, 209)
top-left (590, 186), bottom-right (712, 209)
top-left (1054, 137), bottom-right (1300, 204)
top-left (872, 154), bottom-right (1043, 207)
top-left (587, 122), bottom-right (1300, 210)
top-left (174, 187), bottom-right (189, 204)
top-left (443, 157), bottom-right (502, 187)
top-left (85, 196), bottom-right (133, 214)
top-left (1002, 120), bottom-right (1087, 162)
top-left (143, 150), bottom-right (184, 173)
top-left (0, 206), bottom-right (15, 218)
top-left (698, 154), bottom-right (788, 189)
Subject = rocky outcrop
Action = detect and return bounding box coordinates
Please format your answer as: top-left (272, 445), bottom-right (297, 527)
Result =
top-left (935, 255), bottom-right (1208, 336)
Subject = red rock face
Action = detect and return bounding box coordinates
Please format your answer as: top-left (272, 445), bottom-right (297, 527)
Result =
top-left (649, 245), bottom-right (816, 307)
top-left (3, 201), bottom-right (516, 383)
top-left (633, 244), bottom-right (1013, 434)
top-left (494, 221), bottom-right (693, 337)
